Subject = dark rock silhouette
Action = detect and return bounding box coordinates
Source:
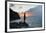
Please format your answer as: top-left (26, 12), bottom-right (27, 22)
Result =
top-left (10, 22), bottom-right (29, 28)
top-left (10, 8), bottom-right (20, 21)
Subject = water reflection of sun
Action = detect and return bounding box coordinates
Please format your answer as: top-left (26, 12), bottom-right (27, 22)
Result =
top-left (19, 12), bottom-right (32, 17)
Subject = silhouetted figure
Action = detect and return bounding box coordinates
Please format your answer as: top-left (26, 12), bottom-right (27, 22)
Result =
top-left (24, 12), bottom-right (26, 23)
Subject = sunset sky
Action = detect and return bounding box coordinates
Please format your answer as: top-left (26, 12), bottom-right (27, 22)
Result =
top-left (19, 12), bottom-right (32, 17)
top-left (10, 4), bottom-right (38, 17)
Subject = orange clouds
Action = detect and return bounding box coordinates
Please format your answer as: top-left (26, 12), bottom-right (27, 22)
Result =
top-left (19, 12), bottom-right (32, 17)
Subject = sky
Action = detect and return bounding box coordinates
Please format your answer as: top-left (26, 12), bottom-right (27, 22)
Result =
top-left (10, 4), bottom-right (38, 13)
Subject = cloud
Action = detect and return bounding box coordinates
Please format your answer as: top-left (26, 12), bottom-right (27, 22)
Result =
top-left (10, 4), bottom-right (38, 13)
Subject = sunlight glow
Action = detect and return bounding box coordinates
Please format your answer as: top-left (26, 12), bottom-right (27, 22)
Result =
top-left (19, 12), bottom-right (32, 17)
